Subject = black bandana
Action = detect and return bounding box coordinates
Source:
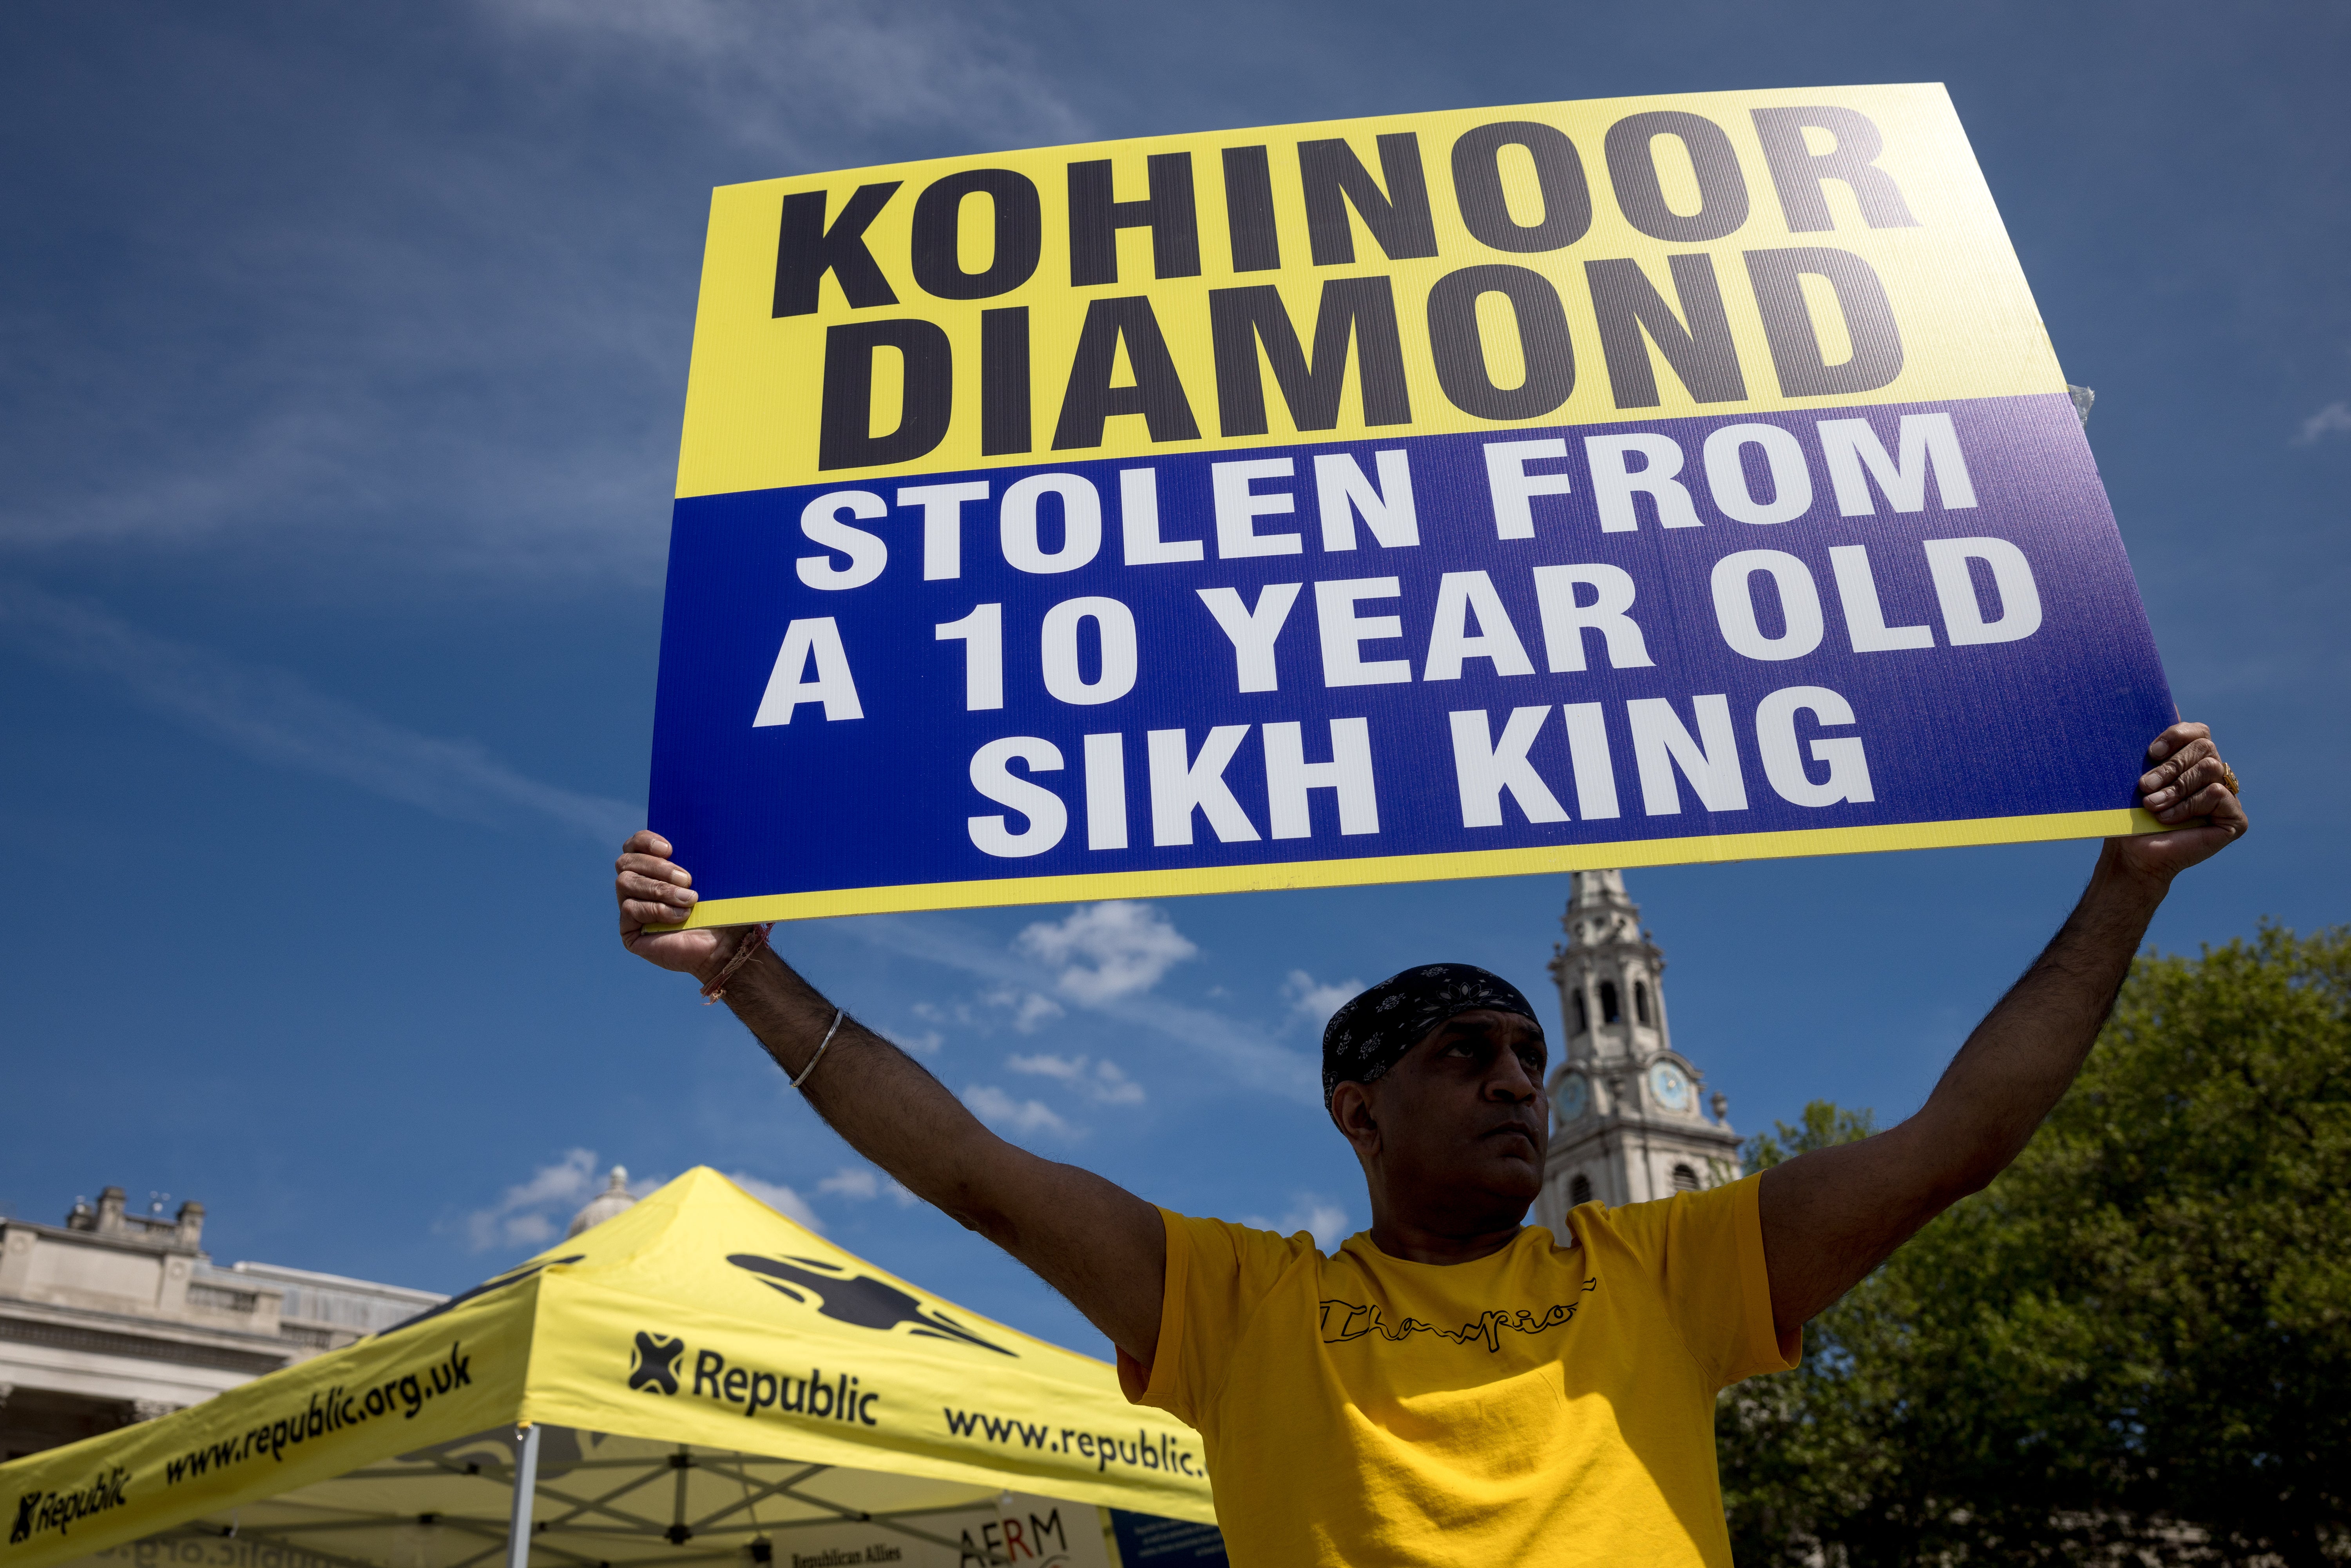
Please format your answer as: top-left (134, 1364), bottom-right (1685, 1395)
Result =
top-left (1321, 963), bottom-right (1544, 1110)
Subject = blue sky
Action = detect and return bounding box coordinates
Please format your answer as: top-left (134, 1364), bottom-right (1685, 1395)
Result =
top-left (2, 0), bottom-right (2344, 1358)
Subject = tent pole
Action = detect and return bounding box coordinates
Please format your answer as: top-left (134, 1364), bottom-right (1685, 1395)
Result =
top-left (505, 1423), bottom-right (542, 1568)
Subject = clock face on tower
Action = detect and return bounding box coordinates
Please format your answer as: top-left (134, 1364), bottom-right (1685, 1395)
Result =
top-left (1648, 1061), bottom-right (1692, 1112)
top-left (1555, 1072), bottom-right (1590, 1123)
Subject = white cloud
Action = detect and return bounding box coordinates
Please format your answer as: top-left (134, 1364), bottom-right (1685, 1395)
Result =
top-left (963, 1085), bottom-right (1073, 1138)
top-left (502, 1212), bottom-right (556, 1246)
top-left (819, 1166), bottom-right (917, 1206)
top-left (0, 583), bottom-right (638, 844)
top-left (481, 0), bottom-right (1087, 161)
top-left (2297, 401), bottom-right (2351, 442)
top-left (1090, 1061), bottom-right (1146, 1106)
top-left (728, 1173), bottom-right (826, 1231)
top-left (461, 1148), bottom-right (600, 1251)
top-left (818, 1167), bottom-right (879, 1200)
top-left (498, 1149), bottom-right (602, 1209)
top-left (0, 124), bottom-right (684, 572)
top-left (839, 914), bottom-right (1320, 1104)
top-left (1005, 1052), bottom-right (1085, 1082)
top-left (1283, 970), bottom-right (1363, 1028)
top-left (1070, 992), bottom-right (1316, 1101)
top-left (1242, 1194), bottom-right (1355, 1253)
top-left (1017, 902), bottom-right (1199, 1005)
top-left (983, 986), bottom-right (1065, 1032)
top-left (1007, 1053), bottom-right (1147, 1106)
top-left (2, 3), bottom-right (1085, 578)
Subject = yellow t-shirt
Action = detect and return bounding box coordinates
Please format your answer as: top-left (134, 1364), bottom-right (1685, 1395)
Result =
top-left (1132, 1176), bottom-right (1797, 1566)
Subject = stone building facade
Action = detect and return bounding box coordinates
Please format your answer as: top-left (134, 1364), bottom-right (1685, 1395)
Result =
top-left (1534, 869), bottom-right (1744, 1240)
top-left (0, 1186), bottom-right (443, 1461)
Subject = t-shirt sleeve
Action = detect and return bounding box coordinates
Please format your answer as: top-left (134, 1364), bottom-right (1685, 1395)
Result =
top-left (1605, 1174), bottom-right (1799, 1388)
top-left (1130, 1209), bottom-right (1315, 1428)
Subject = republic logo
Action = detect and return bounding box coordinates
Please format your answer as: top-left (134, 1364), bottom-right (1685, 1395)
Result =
top-left (630, 1332), bottom-right (685, 1394)
top-left (725, 1255), bottom-right (1014, 1356)
top-left (621, 1322), bottom-right (886, 1427)
top-left (10, 1467), bottom-right (130, 1545)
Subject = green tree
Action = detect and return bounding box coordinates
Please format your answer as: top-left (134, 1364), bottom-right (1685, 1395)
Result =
top-left (1742, 1100), bottom-right (1879, 1171)
top-left (1719, 923), bottom-right (2351, 1564)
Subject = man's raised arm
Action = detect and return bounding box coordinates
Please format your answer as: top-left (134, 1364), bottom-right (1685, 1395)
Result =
top-left (615, 833), bottom-right (1166, 1364)
top-left (1755, 722), bottom-right (2249, 1339)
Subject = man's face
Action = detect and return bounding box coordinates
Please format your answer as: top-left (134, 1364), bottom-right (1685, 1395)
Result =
top-left (1342, 1009), bottom-right (1550, 1229)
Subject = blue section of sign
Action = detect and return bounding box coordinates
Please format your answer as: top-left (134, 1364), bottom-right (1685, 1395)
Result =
top-left (1108, 1508), bottom-right (1230, 1565)
top-left (648, 392), bottom-right (2171, 906)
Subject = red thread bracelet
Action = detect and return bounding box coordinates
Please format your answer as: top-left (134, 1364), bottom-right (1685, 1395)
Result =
top-left (701, 923), bottom-right (773, 1004)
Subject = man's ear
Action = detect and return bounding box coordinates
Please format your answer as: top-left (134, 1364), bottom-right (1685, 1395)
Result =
top-left (1329, 1080), bottom-right (1381, 1157)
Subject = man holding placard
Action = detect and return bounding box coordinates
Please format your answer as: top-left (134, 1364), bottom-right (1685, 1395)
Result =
top-left (614, 719), bottom-right (2243, 1565)
top-left (623, 81), bottom-right (2248, 1563)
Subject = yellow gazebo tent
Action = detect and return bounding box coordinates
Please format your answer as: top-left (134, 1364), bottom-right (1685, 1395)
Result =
top-left (0, 1170), bottom-right (1220, 1568)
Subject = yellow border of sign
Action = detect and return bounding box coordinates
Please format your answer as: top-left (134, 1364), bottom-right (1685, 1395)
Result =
top-left (674, 809), bottom-right (2159, 926)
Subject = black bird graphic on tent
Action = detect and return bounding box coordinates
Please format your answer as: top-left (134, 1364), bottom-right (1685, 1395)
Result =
top-left (726, 1254), bottom-right (1015, 1356)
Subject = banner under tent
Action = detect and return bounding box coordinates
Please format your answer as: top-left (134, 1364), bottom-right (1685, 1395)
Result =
top-left (0, 1170), bottom-right (1223, 1568)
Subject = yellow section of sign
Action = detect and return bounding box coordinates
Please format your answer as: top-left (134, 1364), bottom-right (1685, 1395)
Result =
top-left (672, 808), bottom-right (2158, 927)
top-left (676, 82), bottom-right (2060, 499)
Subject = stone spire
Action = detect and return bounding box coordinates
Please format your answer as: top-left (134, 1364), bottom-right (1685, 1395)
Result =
top-left (1536, 871), bottom-right (1741, 1226)
top-left (1548, 869), bottom-right (1668, 1066)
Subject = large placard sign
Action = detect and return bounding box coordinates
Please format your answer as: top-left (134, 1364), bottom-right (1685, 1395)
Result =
top-left (649, 82), bottom-right (2169, 925)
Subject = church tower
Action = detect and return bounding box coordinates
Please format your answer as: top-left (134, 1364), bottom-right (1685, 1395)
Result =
top-left (1534, 869), bottom-right (1742, 1238)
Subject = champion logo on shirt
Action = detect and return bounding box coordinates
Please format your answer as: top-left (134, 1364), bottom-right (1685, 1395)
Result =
top-left (1319, 1279), bottom-right (1599, 1353)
